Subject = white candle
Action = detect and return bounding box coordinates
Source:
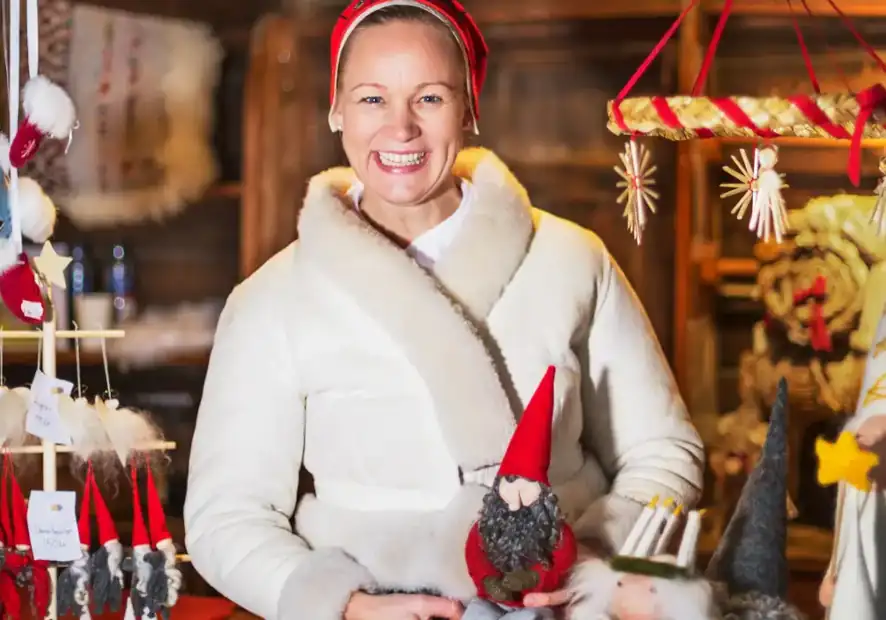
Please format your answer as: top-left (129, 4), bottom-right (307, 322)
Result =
top-left (619, 495), bottom-right (659, 556)
top-left (676, 510), bottom-right (703, 568)
top-left (635, 499), bottom-right (673, 557)
top-left (653, 504), bottom-right (684, 556)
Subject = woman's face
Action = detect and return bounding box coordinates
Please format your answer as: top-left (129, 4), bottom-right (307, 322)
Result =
top-left (333, 19), bottom-right (468, 208)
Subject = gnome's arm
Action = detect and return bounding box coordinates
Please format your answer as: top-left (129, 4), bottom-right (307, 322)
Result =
top-left (574, 247), bottom-right (704, 551)
top-left (184, 284), bottom-right (375, 620)
top-left (465, 522), bottom-right (503, 598)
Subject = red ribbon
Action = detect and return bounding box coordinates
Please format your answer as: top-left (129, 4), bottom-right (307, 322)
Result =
top-left (793, 275), bottom-right (832, 352)
top-left (848, 84), bottom-right (886, 187)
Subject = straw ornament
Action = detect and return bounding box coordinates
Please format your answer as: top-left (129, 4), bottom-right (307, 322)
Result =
top-left (607, 0), bottom-right (886, 239)
top-left (872, 156), bottom-right (886, 237)
top-left (615, 141), bottom-right (658, 244)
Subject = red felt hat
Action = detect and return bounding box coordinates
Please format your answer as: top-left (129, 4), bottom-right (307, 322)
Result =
top-left (145, 466), bottom-right (171, 546)
top-left (0, 456), bottom-right (11, 546)
top-left (93, 472), bottom-right (120, 546)
top-left (328, 0), bottom-right (488, 134)
top-left (0, 254), bottom-right (45, 325)
top-left (497, 366), bottom-right (556, 485)
top-left (77, 469), bottom-right (92, 548)
top-left (9, 76), bottom-right (77, 169)
top-left (9, 462), bottom-right (30, 548)
top-left (130, 464), bottom-right (150, 549)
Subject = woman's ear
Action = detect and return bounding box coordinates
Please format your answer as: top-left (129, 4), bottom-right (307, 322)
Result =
top-left (328, 109), bottom-right (343, 133)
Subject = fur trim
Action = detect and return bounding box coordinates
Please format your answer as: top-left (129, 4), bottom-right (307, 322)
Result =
top-left (17, 177), bottom-right (57, 243)
top-left (297, 148), bottom-right (533, 470)
top-left (276, 548), bottom-right (376, 620)
top-left (22, 76), bottom-right (77, 138)
top-left (94, 398), bottom-right (162, 466)
top-left (0, 133), bottom-right (9, 174)
top-left (720, 591), bottom-right (806, 619)
top-left (0, 387), bottom-right (28, 447)
top-left (58, 396), bottom-right (110, 464)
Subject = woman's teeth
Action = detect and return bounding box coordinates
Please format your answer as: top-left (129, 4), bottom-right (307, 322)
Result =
top-left (378, 152), bottom-right (425, 167)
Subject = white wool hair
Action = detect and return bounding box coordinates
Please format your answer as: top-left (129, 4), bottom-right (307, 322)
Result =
top-left (0, 133), bottom-right (9, 173)
top-left (16, 177), bottom-right (57, 242)
top-left (155, 538), bottom-right (181, 605)
top-left (0, 386), bottom-right (29, 446)
top-left (22, 76), bottom-right (77, 138)
top-left (106, 539), bottom-right (124, 582)
top-left (133, 545), bottom-right (152, 594)
top-left (653, 575), bottom-right (722, 620)
top-left (58, 396), bottom-right (110, 462)
top-left (71, 550), bottom-right (91, 609)
top-left (95, 398), bottom-right (162, 466)
top-left (566, 558), bottom-right (620, 618)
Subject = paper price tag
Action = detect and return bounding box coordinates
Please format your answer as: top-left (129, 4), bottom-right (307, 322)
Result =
top-left (25, 370), bottom-right (74, 444)
top-left (27, 490), bottom-right (81, 562)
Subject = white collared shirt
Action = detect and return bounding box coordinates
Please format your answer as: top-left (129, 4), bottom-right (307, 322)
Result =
top-left (349, 180), bottom-right (473, 269)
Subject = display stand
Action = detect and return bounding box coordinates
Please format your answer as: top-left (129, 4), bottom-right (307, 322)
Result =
top-left (0, 316), bottom-right (177, 620)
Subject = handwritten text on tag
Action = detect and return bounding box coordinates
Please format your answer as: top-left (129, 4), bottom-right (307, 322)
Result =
top-left (25, 370), bottom-right (74, 444)
top-left (27, 490), bottom-right (81, 562)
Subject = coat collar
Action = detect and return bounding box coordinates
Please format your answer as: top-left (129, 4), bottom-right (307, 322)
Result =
top-left (297, 148), bottom-right (534, 470)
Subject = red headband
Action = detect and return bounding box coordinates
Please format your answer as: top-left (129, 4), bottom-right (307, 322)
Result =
top-left (329, 0), bottom-right (488, 133)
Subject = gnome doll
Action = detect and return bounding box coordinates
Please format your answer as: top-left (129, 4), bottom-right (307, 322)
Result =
top-left (2, 456), bottom-right (51, 619)
top-left (705, 378), bottom-right (805, 620)
top-left (88, 466), bottom-right (125, 614)
top-left (128, 461), bottom-right (181, 619)
top-left (8, 76), bottom-right (77, 168)
top-left (464, 366), bottom-right (577, 620)
top-left (58, 469), bottom-right (93, 619)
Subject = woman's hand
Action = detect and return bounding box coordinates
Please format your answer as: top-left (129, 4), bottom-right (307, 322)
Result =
top-left (344, 591), bottom-right (464, 620)
top-left (522, 543), bottom-right (597, 609)
top-left (856, 415), bottom-right (886, 486)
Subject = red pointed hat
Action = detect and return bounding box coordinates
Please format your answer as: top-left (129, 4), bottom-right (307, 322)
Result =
top-left (130, 460), bottom-right (171, 549)
top-left (329, 0), bottom-right (488, 133)
top-left (497, 366), bottom-right (556, 485)
top-left (130, 464), bottom-right (150, 549)
top-left (80, 463), bottom-right (120, 547)
top-left (77, 470), bottom-right (92, 548)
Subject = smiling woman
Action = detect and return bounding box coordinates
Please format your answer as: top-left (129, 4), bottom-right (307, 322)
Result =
top-left (183, 1), bottom-right (705, 619)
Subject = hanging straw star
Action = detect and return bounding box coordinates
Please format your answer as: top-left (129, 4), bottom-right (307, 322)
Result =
top-left (615, 140), bottom-right (659, 244)
top-left (872, 156), bottom-right (886, 237)
top-left (721, 146), bottom-right (789, 242)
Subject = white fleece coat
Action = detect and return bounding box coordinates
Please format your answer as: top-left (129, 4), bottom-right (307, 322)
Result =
top-left (184, 148), bottom-right (704, 619)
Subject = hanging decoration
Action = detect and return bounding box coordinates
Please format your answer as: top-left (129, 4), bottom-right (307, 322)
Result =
top-left (606, 0), bottom-right (886, 243)
top-left (615, 141), bottom-right (659, 243)
top-left (873, 156), bottom-right (886, 236)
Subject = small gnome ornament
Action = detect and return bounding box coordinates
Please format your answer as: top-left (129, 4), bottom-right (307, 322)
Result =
top-left (8, 76), bottom-right (77, 168)
top-left (128, 460), bottom-right (181, 620)
top-left (88, 470), bottom-right (125, 614)
top-left (58, 469), bottom-right (94, 619)
top-left (464, 367), bottom-right (577, 619)
top-left (1, 455), bottom-right (51, 619)
top-left (705, 378), bottom-right (805, 619)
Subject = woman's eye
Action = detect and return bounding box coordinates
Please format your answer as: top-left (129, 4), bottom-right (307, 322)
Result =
top-left (360, 96), bottom-right (382, 105)
top-left (419, 94), bottom-right (443, 104)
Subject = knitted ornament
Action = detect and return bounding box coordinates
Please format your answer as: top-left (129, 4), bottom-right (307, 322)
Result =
top-left (0, 253), bottom-right (45, 325)
top-left (9, 76), bottom-right (77, 169)
top-left (0, 134), bottom-right (60, 244)
top-left (0, 454), bottom-right (51, 619)
top-left (128, 459), bottom-right (180, 619)
top-left (706, 378), bottom-right (801, 616)
top-left (81, 462), bottom-right (125, 614)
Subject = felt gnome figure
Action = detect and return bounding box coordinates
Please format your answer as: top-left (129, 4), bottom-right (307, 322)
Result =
top-left (464, 366), bottom-right (577, 620)
top-left (4, 456), bottom-right (52, 619)
top-left (8, 76), bottom-right (77, 168)
top-left (705, 378), bottom-right (804, 619)
top-left (88, 467), bottom-right (125, 614)
top-left (58, 469), bottom-right (94, 619)
top-left (128, 461), bottom-right (181, 620)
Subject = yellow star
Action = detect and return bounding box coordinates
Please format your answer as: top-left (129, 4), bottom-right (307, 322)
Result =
top-left (875, 336), bottom-right (886, 358)
top-left (32, 241), bottom-right (71, 289)
top-left (816, 431), bottom-right (879, 492)
top-left (865, 373), bottom-right (886, 408)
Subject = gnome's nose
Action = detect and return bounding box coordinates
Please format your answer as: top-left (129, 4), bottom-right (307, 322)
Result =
top-left (610, 574), bottom-right (657, 620)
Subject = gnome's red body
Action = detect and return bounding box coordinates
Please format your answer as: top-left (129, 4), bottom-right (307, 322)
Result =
top-left (464, 367), bottom-right (578, 607)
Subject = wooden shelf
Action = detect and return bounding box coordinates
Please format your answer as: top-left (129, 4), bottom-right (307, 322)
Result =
top-left (1, 348), bottom-right (210, 367)
top-left (205, 182), bottom-right (242, 200)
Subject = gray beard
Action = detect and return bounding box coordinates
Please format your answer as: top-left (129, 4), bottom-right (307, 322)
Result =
top-left (477, 476), bottom-right (562, 573)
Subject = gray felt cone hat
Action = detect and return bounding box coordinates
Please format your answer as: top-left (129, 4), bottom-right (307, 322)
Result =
top-left (705, 377), bottom-right (789, 598)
